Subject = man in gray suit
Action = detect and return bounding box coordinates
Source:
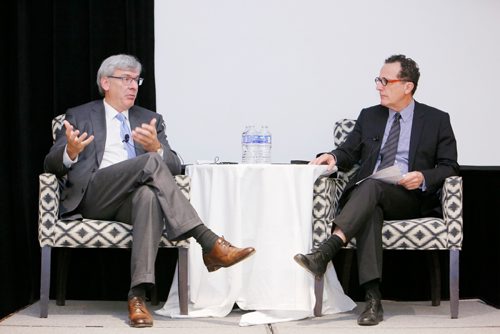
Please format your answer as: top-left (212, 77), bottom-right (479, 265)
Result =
top-left (44, 54), bottom-right (255, 328)
top-left (294, 55), bottom-right (459, 326)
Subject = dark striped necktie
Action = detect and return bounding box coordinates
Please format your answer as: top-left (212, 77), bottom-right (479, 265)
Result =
top-left (377, 113), bottom-right (401, 171)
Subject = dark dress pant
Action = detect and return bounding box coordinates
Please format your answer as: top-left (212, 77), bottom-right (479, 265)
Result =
top-left (334, 179), bottom-right (422, 285)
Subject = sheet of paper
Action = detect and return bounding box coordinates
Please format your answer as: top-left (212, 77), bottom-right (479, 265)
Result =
top-left (355, 165), bottom-right (403, 185)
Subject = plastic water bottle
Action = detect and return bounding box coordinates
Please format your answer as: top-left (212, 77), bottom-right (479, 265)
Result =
top-left (242, 125), bottom-right (272, 164)
top-left (241, 125), bottom-right (257, 163)
top-left (257, 125), bottom-right (272, 164)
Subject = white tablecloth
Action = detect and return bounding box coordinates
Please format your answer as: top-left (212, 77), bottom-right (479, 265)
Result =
top-left (156, 164), bottom-right (355, 325)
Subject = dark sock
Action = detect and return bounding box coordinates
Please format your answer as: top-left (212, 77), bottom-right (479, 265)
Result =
top-left (128, 283), bottom-right (150, 299)
top-left (185, 224), bottom-right (220, 254)
top-left (317, 234), bottom-right (344, 259)
top-left (362, 279), bottom-right (381, 300)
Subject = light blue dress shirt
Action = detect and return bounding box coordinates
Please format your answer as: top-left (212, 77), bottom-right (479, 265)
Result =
top-left (373, 100), bottom-right (415, 175)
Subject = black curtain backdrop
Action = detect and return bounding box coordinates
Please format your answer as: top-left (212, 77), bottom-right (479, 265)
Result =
top-left (0, 0), bottom-right (181, 320)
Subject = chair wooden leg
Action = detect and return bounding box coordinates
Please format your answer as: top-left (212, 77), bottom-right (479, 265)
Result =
top-left (450, 249), bottom-right (460, 319)
top-left (178, 247), bottom-right (189, 315)
top-left (56, 248), bottom-right (71, 306)
top-left (426, 251), bottom-right (441, 306)
top-left (40, 247), bottom-right (51, 318)
top-left (314, 276), bottom-right (324, 317)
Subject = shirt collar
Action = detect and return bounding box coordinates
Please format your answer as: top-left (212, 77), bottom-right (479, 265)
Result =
top-left (389, 99), bottom-right (414, 122)
top-left (103, 98), bottom-right (130, 121)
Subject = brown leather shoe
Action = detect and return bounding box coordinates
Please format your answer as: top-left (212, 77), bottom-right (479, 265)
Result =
top-left (203, 237), bottom-right (256, 272)
top-left (128, 296), bottom-right (153, 328)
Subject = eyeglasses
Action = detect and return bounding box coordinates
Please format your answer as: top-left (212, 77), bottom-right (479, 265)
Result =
top-left (374, 77), bottom-right (409, 86)
top-left (108, 76), bottom-right (144, 86)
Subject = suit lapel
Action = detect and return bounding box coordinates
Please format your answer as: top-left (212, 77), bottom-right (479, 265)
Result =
top-left (408, 101), bottom-right (425, 169)
top-left (368, 107), bottom-right (390, 170)
top-left (374, 107), bottom-right (389, 141)
top-left (357, 107), bottom-right (388, 176)
top-left (90, 101), bottom-right (107, 166)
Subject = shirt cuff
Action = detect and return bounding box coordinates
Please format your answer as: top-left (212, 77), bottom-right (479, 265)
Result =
top-left (420, 176), bottom-right (427, 191)
top-left (63, 145), bottom-right (78, 168)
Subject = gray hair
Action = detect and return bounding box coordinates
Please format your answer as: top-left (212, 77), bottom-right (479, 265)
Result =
top-left (96, 54), bottom-right (142, 95)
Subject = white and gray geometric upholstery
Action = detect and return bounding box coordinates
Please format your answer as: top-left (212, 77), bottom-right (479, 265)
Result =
top-left (312, 176), bottom-right (335, 250)
top-left (38, 173), bottom-right (191, 249)
top-left (38, 114), bottom-right (190, 318)
top-left (342, 175), bottom-right (462, 251)
top-left (313, 119), bottom-right (463, 319)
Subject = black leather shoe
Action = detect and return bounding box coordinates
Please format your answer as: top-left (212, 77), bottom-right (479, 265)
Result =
top-left (357, 295), bottom-right (383, 326)
top-left (293, 251), bottom-right (330, 278)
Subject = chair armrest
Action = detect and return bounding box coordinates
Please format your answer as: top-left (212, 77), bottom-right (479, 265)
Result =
top-left (331, 178), bottom-right (348, 217)
top-left (312, 174), bottom-right (353, 249)
top-left (38, 173), bottom-right (60, 247)
top-left (442, 176), bottom-right (463, 249)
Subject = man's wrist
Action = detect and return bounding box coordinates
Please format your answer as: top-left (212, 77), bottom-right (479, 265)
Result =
top-left (63, 145), bottom-right (78, 167)
top-left (156, 144), bottom-right (164, 157)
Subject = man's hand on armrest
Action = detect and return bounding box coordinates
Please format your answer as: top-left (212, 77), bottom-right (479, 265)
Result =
top-left (309, 153), bottom-right (337, 172)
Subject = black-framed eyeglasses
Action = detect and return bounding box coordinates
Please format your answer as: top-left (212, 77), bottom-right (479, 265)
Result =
top-left (374, 76), bottom-right (409, 86)
top-left (108, 76), bottom-right (144, 86)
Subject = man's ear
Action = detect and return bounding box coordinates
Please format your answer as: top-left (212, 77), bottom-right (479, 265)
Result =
top-left (100, 76), bottom-right (110, 93)
top-left (404, 81), bottom-right (415, 95)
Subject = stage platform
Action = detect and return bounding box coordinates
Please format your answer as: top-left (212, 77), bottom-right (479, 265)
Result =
top-left (1, 299), bottom-right (500, 334)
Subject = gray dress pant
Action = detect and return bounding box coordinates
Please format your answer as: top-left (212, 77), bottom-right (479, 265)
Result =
top-left (79, 153), bottom-right (202, 288)
top-left (334, 179), bottom-right (422, 285)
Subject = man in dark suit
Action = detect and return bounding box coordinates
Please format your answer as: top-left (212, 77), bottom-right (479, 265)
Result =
top-left (44, 54), bottom-right (255, 328)
top-left (294, 55), bottom-right (459, 326)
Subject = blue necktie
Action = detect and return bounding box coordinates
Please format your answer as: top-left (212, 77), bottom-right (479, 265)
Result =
top-left (377, 113), bottom-right (401, 171)
top-left (115, 113), bottom-right (136, 159)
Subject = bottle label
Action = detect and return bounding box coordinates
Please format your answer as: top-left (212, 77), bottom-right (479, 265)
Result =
top-left (242, 135), bottom-right (271, 144)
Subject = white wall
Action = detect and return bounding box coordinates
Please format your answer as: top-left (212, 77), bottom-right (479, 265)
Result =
top-left (155, 0), bottom-right (500, 166)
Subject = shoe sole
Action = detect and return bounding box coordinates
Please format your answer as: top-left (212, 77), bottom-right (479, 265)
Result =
top-left (207, 249), bottom-right (257, 272)
top-left (357, 315), bottom-right (383, 326)
top-left (293, 254), bottom-right (324, 280)
top-left (129, 318), bottom-right (153, 328)
top-left (130, 322), bottom-right (153, 328)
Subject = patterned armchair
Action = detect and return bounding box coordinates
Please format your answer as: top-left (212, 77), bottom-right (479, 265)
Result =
top-left (312, 119), bottom-right (463, 319)
top-left (38, 114), bottom-right (190, 317)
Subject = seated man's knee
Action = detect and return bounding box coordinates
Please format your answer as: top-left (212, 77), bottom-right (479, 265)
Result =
top-left (141, 152), bottom-right (171, 174)
top-left (133, 185), bottom-right (157, 202)
top-left (358, 179), bottom-right (383, 191)
top-left (144, 151), bottom-right (164, 165)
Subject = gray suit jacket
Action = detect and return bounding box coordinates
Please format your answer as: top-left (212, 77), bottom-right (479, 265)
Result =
top-left (44, 100), bottom-right (182, 218)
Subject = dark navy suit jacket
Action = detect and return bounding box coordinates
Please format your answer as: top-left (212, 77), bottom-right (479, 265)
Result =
top-left (332, 100), bottom-right (459, 215)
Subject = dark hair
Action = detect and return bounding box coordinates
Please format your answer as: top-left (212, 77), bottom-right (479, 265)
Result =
top-left (385, 54), bottom-right (420, 95)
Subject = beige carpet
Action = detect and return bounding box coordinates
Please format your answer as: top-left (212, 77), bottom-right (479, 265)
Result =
top-left (1, 299), bottom-right (499, 334)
